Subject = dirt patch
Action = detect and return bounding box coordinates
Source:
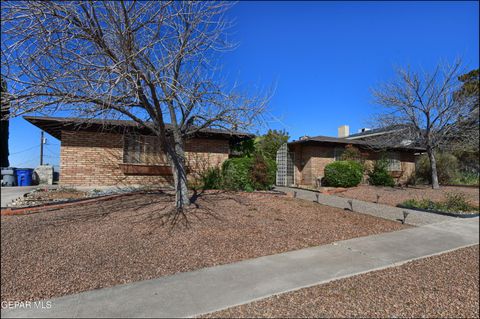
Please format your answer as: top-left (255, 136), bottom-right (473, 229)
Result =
top-left (336, 185), bottom-right (479, 207)
top-left (206, 245), bottom-right (479, 318)
top-left (1, 191), bottom-right (407, 302)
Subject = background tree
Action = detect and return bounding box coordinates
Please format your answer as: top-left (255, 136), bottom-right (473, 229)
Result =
top-left (0, 77), bottom-right (9, 167)
top-left (371, 61), bottom-right (478, 189)
top-left (1, 1), bottom-right (269, 211)
top-left (451, 69), bottom-right (479, 175)
top-left (255, 129), bottom-right (289, 161)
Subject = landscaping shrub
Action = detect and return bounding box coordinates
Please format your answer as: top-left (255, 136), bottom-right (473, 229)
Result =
top-left (444, 192), bottom-right (475, 212)
top-left (221, 157), bottom-right (255, 191)
top-left (368, 157), bottom-right (395, 187)
top-left (450, 171), bottom-right (480, 186)
top-left (416, 152), bottom-right (459, 184)
top-left (400, 193), bottom-right (478, 213)
top-left (323, 160), bottom-right (363, 187)
top-left (250, 154), bottom-right (276, 190)
top-left (200, 167), bottom-right (223, 190)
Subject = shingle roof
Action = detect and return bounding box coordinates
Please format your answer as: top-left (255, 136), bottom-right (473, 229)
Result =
top-left (347, 124), bottom-right (411, 139)
top-left (289, 134), bottom-right (425, 152)
top-left (23, 116), bottom-right (254, 141)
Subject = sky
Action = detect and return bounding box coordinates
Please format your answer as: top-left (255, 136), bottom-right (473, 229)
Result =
top-left (6, 1), bottom-right (479, 168)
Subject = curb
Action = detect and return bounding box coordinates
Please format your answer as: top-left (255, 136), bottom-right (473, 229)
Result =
top-left (396, 204), bottom-right (480, 218)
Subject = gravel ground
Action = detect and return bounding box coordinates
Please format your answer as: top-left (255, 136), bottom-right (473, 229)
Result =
top-left (206, 245), bottom-right (480, 318)
top-left (1, 191), bottom-right (407, 302)
top-left (336, 185), bottom-right (479, 207)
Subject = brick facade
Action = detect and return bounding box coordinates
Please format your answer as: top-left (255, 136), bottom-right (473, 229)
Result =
top-left (60, 130), bottom-right (230, 187)
top-left (290, 144), bottom-right (416, 187)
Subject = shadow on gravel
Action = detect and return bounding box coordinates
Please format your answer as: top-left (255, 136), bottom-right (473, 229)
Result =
top-left (29, 190), bottom-right (258, 232)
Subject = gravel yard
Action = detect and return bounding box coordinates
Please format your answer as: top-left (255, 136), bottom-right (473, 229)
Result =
top-left (207, 245), bottom-right (480, 318)
top-left (1, 191), bottom-right (407, 302)
top-left (336, 185), bottom-right (479, 207)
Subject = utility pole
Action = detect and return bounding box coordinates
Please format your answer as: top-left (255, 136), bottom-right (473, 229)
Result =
top-left (40, 131), bottom-right (45, 165)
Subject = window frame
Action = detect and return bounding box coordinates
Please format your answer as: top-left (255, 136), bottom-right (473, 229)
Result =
top-left (123, 134), bottom-right (168, 165)
top-left (387, 152), bottom-right (401, 171)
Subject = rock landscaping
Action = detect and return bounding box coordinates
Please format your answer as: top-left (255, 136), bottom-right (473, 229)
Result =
top-left (5, 186), bottom-right (156, 208)
top-left (1, 191), bottom-right (408, 303)
top-left (206, 245), bottom-right (479, 318)
top-left (335, 185), bottom-right (479, 207)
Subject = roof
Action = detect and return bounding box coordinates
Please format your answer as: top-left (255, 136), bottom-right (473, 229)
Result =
top-left (23, 116), bottom-right (254, 141)
top-left (289, 134), bottom-right (425, 152)
top-left (347, 124), bottom-right (410, 139)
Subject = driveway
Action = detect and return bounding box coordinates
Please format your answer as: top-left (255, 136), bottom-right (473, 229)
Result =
top-left (0, 186), bottom-right (54, 208)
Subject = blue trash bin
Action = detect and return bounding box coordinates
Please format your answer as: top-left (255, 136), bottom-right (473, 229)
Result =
top-left (16, 168), bottom-right (33, 186)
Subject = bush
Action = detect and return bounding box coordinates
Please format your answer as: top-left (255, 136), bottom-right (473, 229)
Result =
top-left (444, 192), bottom-right (474, 212)
top-left (250, 154), bottom-right (276, 190)
top-left (416, 152), bottom-right (459, 184)
top-left (200, 167), bottom-right (223, 190)
top-left (324, 160), bottom-right (363, 187)
top-left (450, 171), bottom-right (480, 186)
top-left (401, 193), bottom-right (478, 213)
top-left (221, 157), bottom-right (255, 191)
top-left (368, 157), bottom-right (395, 187)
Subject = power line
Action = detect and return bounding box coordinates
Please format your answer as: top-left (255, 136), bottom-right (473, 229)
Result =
top-left (10, 145), bottom-right (38, 155)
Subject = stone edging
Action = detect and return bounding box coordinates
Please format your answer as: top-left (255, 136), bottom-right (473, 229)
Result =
top-left (396, 204), bottom-right (480, 218)
top-left (0, 192), bottom-right (147, 216)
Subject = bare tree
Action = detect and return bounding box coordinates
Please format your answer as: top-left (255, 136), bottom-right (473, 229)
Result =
top-left (1, 1), bottom-right (269, 211)
top-left (371, 60), bottom-right (478, 189)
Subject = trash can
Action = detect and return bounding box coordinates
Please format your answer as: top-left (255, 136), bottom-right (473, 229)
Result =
top-left (16, 168), bottom-right (34, 186)
top-left (1, 167), bottom-right (17, 187)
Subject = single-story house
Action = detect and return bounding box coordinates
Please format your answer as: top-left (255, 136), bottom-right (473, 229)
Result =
top-left (25, 116), bottom-right (253, 187)
top-left (276, 125), bottom-right (425, 187)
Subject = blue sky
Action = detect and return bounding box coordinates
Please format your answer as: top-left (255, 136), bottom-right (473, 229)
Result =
top-left (6, 1), bottom-right (479, 168)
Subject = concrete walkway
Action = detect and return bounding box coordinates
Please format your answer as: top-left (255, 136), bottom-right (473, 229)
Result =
top-left (2, 218), bottom-right (478, 318)
top-left (275, 186), bottom-right (454, 226)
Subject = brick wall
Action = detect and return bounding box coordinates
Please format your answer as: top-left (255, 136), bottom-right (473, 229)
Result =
top-left (291, 144), bottom-right (417, 187)
top-left (60, 130), bottom-right (230, 187)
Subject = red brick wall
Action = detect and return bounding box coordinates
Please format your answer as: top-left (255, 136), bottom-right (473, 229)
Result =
top-left (60, 130), bottom-right (230, 187)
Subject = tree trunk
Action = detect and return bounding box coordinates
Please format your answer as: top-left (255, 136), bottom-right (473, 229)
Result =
top-left (170, 142), bottom-right (190, 211)
top-left (428, 148), bottom-right (440, 189)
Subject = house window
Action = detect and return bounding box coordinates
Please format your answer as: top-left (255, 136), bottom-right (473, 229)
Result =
top-left (387, 152), bottom-right (401, 171)
top-left (334, 147), bottom-right (344, 161)
top-left (123, 134), bottom-right (168, 165)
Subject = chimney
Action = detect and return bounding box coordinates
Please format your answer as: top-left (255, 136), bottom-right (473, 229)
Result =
top-left (338, 125), bottom-right (349, 138)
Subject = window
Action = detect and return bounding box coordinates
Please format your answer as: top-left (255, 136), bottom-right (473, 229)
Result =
top-left (334, 147), bottom-right (345, 161)
top-left (123, 134), bottom-right (168, 165)
top-left (387, 152), bottom-right (401, 171)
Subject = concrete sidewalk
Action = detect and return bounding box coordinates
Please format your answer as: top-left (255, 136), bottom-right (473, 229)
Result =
top-left (2, 218), bottom-right (478, 318)
top-left (275, 186), bottom-right (454, 226)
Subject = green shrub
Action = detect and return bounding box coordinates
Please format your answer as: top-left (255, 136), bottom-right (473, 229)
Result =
top-left (221, 157), bottom-right (255, 191)
top-left (400, 193), bottom-right (478, 213)
top-left (416, 152), bottom-right (459, 184)
top-left (450, 171), bottom-right (480, 186)
top-left (324, 160), bottom-right (363, 187)
top-left (443, 193), bottom-right (474, 212)
top-left (200, 167), bottom-right (223, 190)
top-left (250, 154), bottom-right (276, 190)
top-left (368, 157), bottom-right (395, 187)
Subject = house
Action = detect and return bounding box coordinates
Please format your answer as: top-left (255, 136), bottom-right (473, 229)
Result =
top-left (24, 116), bottom-right (253, 187)
top-left (276, 125), bottom-right (424, 187)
